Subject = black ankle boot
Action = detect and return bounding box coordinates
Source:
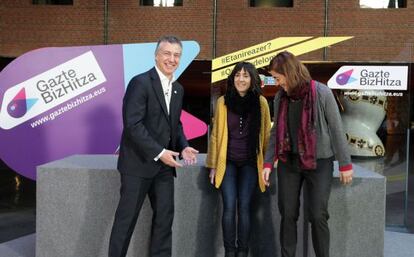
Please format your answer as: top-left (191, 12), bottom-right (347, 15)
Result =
top-left (225, 251), bottom-right (236, 257)
top-left (236, 250), bottom-right (248, 257)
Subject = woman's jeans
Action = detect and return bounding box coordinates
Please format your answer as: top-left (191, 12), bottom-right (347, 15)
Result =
top-left (221, 160), bottom-right (258, 252)
top-left (278, 155), bottom-right (334, 257)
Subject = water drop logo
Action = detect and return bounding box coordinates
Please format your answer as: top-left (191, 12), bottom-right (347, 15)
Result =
top-left (7, 88), bottom-right (38, 118)
top-left (336, 69), bottom-right (357, 85)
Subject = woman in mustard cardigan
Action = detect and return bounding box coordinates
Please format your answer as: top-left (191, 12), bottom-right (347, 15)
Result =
top-left (206, 62), bottom-right (271, 257)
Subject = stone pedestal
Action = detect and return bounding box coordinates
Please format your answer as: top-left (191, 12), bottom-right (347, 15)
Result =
top-left (36, 154), bottom-right (385, 257)
top-left (306, 163), bottom-right (386, 257)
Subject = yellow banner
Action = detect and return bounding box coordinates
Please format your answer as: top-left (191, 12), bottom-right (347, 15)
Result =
top-left (212, 37), bottom-right (312, 70)
top-left (211, 36), bottom-right (353, 83)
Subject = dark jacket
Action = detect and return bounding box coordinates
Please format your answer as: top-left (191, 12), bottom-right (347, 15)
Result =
top-left (117, 67), bottom-right (188, 178)
top-left (264, 81), bottom-right (351, 170)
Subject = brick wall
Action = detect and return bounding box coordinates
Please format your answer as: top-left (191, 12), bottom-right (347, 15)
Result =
top-left (0, 0), bottom-right (104, 57)
top-left (0, 0), bottom-right (414, 61)
top-left (215, 0), bottom-right (325, 60)
top-left (107, 0), bottom-right (213, 59)
top-left (328, 0), bottom-right (414, 62)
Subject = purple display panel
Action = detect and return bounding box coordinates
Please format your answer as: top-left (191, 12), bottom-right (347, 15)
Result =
top-left (0, 42), bottom-right (205, 180)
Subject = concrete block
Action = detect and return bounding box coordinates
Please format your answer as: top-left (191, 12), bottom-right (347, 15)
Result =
top-left (36, 154), bottom-right (385, 257)
top-left (306, 163), bottom-right (386, 257)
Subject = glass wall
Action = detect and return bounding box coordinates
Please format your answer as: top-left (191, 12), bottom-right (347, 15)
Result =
top-left (210, 60), bottom-right (413, 230)
top-left (360, 0), bottom-right (406, 8)
top-left (309, 62), bottom-right (412, 228)
top-left (140, 0), bottom-right (183, 7)
top-left (250, 0), bottom-right (293, 7)
top-left (0, 58), bottom-right (36, 243)
top-left (32, 0), bottom-right (73, 5)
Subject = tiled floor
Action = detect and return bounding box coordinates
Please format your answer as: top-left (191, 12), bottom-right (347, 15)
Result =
top-left (384, 231), bottom-right (414, 257)
top-left (0, 234), bottom-right (35, 257)
top-left (0, 231), bottom-right (413, 257)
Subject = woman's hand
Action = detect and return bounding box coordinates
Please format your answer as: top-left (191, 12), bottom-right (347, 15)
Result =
top-left (340, 169), bottom-right (353, 185)
top-left (209, 169), bottom-right (216, 185)
top-left (262, 167), bottom-right (272, 187)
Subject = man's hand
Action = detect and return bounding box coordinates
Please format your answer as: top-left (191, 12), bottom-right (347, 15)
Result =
top-left (262, 167), bottom-right (272, 187)
top-left (160, 150), bottom-right (182, 168)
top-left (340, 169), bottom-right (353, 185)
top-left (181, 146), bottom-right (199, 166)
top-left (209, 169), bottom-right (216, 185)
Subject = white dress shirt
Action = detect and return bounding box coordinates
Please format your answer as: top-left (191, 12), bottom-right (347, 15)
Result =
top-left (153, 66), bottom-right (176, 161)
top-left (155, 66), bottom-right (175, 114)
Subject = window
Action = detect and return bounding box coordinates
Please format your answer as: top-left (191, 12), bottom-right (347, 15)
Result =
top-left (250, 0), bottom-right (293, 7)
top-left (33, 0), bottom-right (73, 4)
top-left (140, 0), bottom-right (183, 7)
top-left (360, 0), bottom-right (406, 8)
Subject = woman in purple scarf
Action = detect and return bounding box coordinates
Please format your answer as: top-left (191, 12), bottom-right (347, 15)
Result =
top-left (262, 51), bottom-right (353, 257)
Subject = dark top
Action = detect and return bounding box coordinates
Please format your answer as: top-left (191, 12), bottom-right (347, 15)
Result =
top-left (227, 110), bottom-right (251, 162)
top-left (288, 99), bottom-right (303, 154)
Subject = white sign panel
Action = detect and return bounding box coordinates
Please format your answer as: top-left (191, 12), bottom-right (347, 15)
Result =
top-left (0, 51), bottom-right (106, 129)
top-left (327, 66), bottom-right (408, 91)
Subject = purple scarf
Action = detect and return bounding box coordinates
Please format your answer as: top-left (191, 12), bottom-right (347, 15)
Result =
top-left (275, 80), bottom-right (317, 169)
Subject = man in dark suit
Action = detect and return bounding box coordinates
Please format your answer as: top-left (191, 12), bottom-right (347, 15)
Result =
top-left (109, 35), bottom-right (198, 257)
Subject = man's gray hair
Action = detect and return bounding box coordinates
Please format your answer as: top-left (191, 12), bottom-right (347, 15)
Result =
top-left (155, 35), bottom-right (183, 54)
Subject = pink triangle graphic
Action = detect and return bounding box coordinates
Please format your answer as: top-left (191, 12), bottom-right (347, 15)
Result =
top-left (343, 69), bottom-right (353, 77)
top-left (14, 87), bottom-right (26, 100)
top-left (180, 110), bottom-right (208, 140)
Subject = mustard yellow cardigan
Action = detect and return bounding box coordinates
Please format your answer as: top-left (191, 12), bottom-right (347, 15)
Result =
top-left (206, 95), bottom-right (271, 192)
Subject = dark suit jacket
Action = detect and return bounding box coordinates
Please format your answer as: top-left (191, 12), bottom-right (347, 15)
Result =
top-left (117, 67), bottom-right (189, 178)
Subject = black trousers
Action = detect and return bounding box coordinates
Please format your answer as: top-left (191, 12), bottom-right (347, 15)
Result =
top-left (277, 155), bottom-right (334, 257)
top-left (108, 167), bottom-right (174, 257)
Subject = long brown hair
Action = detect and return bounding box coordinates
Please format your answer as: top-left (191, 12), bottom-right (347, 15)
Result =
top-left (268, 51), bottom-right (312, 90)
